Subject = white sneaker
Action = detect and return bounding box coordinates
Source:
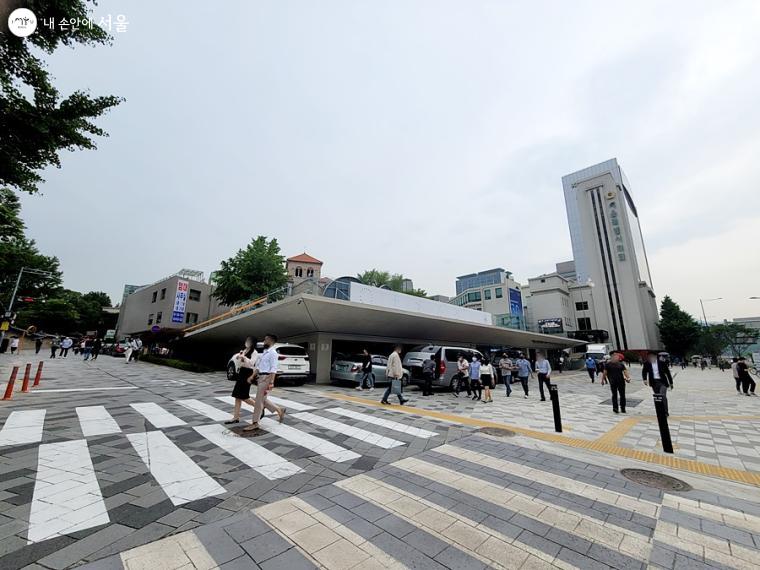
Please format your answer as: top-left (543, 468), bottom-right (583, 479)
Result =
top-left (524, 394), bottom-right (528, 399)
top-left (368, 388), bottom-right (375, 392)
top-left (355, 387), bottom-right (363, 391)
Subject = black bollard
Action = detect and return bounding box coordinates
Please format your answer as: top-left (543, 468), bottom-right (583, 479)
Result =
top-left (653, 394), bottom-right (673, 453)
top-left (549, 384), bottom-right (562, 433)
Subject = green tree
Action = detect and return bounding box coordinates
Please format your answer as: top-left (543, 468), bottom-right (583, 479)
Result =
top-left (698, 323), bottom-right (758, 358)
top-left (657, 296), bottom-right (701, 357)
top-left (1, 0), bottom-right (123, 195)
top-left (212, 236), bottom-right (288, 305)
top-left (0, 190), bottom-right (62, 310)
top-left (357, 269), bottom-right (428, 297)
top-left (18, 289), bottom-right (112, 333)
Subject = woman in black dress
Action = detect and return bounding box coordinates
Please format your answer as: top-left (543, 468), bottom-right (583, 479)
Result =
top-left (226, 337), bottom-right (259, 424)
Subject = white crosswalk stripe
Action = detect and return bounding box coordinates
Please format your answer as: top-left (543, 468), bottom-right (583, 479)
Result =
top-left (267, 395), bottom-right (315, 411)
top-left (127, 430), bottom-right (226, 505)
top-left (258, 416), bottom-right (360, 462)
top-left (76, 406), bottom-right (121, 437)
top-left (177, 399), bottom-right (230, 421)
top-left (327, 407), bottom-right (439, 438)
top-left (130, 402), bottom-right (186, 428)
top-left (293, 411), bottom-right (404, 449)
top-left (0, 409), bottom-right (46, 446)
top-left (28, 439), bottom-right (109, 543)
top-left (194, 424), bottom-right (302, 479)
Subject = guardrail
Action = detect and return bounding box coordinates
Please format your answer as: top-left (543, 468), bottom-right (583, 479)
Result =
top-left (184, 287), bottom-right (289, 334)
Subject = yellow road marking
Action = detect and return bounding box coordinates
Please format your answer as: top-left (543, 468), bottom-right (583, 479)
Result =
top-left (318, 391), bottom-right (760, 487)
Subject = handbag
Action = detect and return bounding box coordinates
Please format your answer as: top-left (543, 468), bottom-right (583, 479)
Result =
top-left (390, 378), bottom-right (402, 395)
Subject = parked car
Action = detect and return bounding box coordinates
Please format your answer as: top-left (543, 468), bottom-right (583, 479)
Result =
top-left (402, 345), bottom-right (484, 390)
top-left (226, 343), bottom-right (310, 385)
top-left (330, 354), bottom-right (410, 386)
top-left (110, 341), bottom-right (129, 357)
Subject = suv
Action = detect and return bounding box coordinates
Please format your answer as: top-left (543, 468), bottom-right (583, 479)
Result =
top-left (227, 343), bottom-right (310, 385)
top-left (403, 345), bottom-right (484, 390)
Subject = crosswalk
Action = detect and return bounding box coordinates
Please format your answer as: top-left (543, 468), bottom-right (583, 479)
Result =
top-left (0, 396), bottom-right (440, 544)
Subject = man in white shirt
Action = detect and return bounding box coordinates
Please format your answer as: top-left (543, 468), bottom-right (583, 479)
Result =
top-left (245, 334), bottom-right (286, 431)
top-left (454, 354), bottom-right (471, 398)
top-left (535, 353), bottom-right (552, 401)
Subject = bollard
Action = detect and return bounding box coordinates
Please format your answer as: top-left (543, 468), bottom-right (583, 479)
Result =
top-left (33, 361), bottom-right (44, 387)
top-left (2, 367), bottom-right (19, 400)
top-left (653, 394), bottom-right (673, 453)
top-left (21, 363), bottom-right (32, 392)
top-left (549, 384), bottom-right (562, 433)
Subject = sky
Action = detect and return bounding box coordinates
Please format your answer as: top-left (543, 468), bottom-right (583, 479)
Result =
top-left (17, 0), bottom-right (760, 322)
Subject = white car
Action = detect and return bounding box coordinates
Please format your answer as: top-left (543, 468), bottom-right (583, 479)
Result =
top-left (227, 343), bottom-right (310, 384)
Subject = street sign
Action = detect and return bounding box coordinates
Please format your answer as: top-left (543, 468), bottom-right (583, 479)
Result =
top-left (104, 329), bottom-right (116, 340)
top-left (151, 325), bottom-right (161, 333)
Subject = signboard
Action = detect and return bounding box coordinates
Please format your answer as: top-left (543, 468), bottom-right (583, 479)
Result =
top-left (538, 317), bottom-right (564, 333)
top-left (151, 325), bottom-right (161, 333)
top-left (508, 288), bottom-right (523, 316)
top-left (605, 190), bottom-right (625, 262)
top-left (104, 329), bottom-right (116, 340)
top-left (171, 279), bottom-right (189, 323)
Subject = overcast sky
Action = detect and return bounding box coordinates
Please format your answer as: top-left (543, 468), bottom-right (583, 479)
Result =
top-left (19, 0), bottom-right (760, 322)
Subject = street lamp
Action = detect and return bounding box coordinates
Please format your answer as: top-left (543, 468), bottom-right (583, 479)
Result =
top-left (699, 297), bottom-right (723, 326)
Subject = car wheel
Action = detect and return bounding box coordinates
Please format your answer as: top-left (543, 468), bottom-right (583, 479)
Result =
top-left (402, 374), bottom-right (409, 387)
top-left (226, 362), bottom-right (237, 381)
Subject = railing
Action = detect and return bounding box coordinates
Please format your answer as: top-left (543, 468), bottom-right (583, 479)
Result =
top-left (183, 286), bottom-right (287, 334)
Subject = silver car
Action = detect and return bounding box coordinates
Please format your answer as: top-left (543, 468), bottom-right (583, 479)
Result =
top-left (403, 345), bottom-right (484, 389)
top-left (330, 354), bottom-right (410, 386)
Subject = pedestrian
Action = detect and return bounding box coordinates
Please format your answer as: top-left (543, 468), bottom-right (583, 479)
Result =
top-left (356, 349), bottom-right (375, 391)
top-left (731, 357), bottom-right (742, 394)
top-left (83, 337), bottom-right (94, 361)
top-left (515, 354), bottom-right (533, 398)
top-left (10, 336), bottom-right (19, 354)
top-left (680, 358), bottom-right (687, 370)
top-left (60, 336), bottom-right (72, 357)
top-left (700, 359), bottom-right (707, 371)
top-left (585, 355), bottom-right (597, 383)
top-left (642, 351), bottom-right (674, 416)
top-left (381, 344), bottom-right (409, 405)
top-left (91, 338), bottom-right (102, 360)
top-left (227, 337), bottom-right (259, 424)
top-left (123, 337), bottom-right (133, 363)
top-left (481, 357), bottom-right (494, 403)
top-left (35, 337), bottom-right (43, 354)
top-left (601, 353), bottom-right (630, 413)
top-left (737, 357), bottom-right (757, 396)
top-left (78, 338), bottom-right (86, 356)
top-left (453, 353), bottom-right (471, 398)
top-left (535, 353), bottom-right (552, 401)
top-left (130, 337), bottom-right (142, 362)
top-left (499, 353), bottom-right (513, 397)
top-left (557, 355), bottom-right (564, 374)
top-left (245, 334), bottom-right (286, 431)
top-left (50, 335), bottom-right (60, 358)
top-left (421, 353), bottom-right (436, 396)
top-left (470, 354), bottom-right (482, 401)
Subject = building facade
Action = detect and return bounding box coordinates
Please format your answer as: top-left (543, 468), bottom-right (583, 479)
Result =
top-left (116, 270), bottom-right (220, 338)
top-left (286, 253), bottom-right (323, 286)
top-left (450, 268), bottom-right (525, 329)
top-left (561, 158), bottom-right (659, 350)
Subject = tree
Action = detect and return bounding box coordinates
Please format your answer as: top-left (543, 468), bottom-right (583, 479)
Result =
top-left (657, 296), bottom-right (701, 357)
top-left (1, 0), bottom-right (123, 195)
top-left (698, 323), bottom-right (758, 358)
top-left (17, 289), bottom-right (113, 333)
top-left (356, 269), bottom-right (428, 298)
top-left (212, 236), bottom-right (289, 305)
top-left (0, 190), bottom-right (62, 310)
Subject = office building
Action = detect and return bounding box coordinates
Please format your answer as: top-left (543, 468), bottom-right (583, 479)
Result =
top-left (562, 158), bottom-right (659, 350)
top-left (116, 270), bottom-right (223, 338)
top-left (450, 268), bottom-right (525, 329)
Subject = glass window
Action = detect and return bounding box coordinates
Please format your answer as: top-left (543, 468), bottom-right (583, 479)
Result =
top-left (189, 289), bottom-right (201, 302)
top-left (578, 317), bottom-right (592, 330)
top-left (151, 291), bottom-right (157, 303)
top-left (295, 267), bottom-right (303, 277)
top-left (277, 346), bottom-right (308, 356)
top-left (495, 288), bottom-right (503, 298)
top-left (306, 268), bottom-right (314, 277)
top-left (484, 289), bottom-right (492, 300)
top-left (160, 288), bottom-right (166, 300)
top-left (371, 356), bottom-right (388, 366)
top-left (185, 312), bottom-right (198, 324)
top-left (156, 311), bottom-right (162, 324)
top-left (466, 291), bottom-right (482, 303)
top-left (575, 301), bottom-right (589, 311)
top-left (147, 314), bottom-right (154, 325)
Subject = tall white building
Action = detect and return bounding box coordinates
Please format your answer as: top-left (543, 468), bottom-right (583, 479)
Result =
top-left (562, 159), bottom-right (659, 350)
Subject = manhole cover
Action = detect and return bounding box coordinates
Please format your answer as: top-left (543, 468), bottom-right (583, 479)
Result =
top-left (620, 469), bottom-right (692, 492)
top-left (599, 398), bottom-right (643, 407)
top-left (479, 427), bottom-right (516, 437)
